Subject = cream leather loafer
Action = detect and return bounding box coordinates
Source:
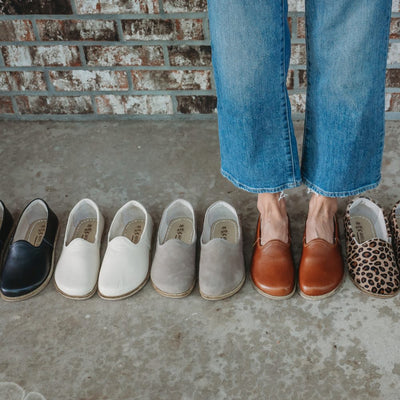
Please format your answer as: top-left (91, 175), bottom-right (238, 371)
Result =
top-left (98, 200), bottom-right (153, 300)
top-left (54, 198), bottom-right (104, 299)
top-left (151, 199), bottom-right (196, 298)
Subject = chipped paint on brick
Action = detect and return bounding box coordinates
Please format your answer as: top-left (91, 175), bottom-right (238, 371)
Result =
top-left (0, 20), bottom-right (35, 41)
top-left (85, 45), bottom-right (164, 66)
top-left (37, 20), bottom-right (118, 41)
top-left (0, 96), bottom-right (13, 113)
top-left (50, 70), bottom-right (128, 91)
top-left (163, 0), bottom-right (207, 13)
top-left (75, 0), bottom-right (159, 14)
top-left (95, 94), bottom-right (173, 114)
top-left (131, 70), bottom-right (211, 90)
top-left (168, 45), bottom-right (211, 66)
top-left (16, 95), bottom-right (92, 114)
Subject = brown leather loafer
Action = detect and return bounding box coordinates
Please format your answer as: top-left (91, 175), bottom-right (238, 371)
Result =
top-left (298, 216), bottom-right (344, 300)
top-left (250, 217), bottom-right (295, 299)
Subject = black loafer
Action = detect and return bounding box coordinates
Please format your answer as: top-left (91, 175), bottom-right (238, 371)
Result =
top-left (0, 199), bottom-right (58, 301)
top-left (0, 200), bottom-right (14, 260)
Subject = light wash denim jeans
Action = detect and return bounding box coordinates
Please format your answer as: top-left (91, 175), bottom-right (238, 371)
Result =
top-left (207, 0), bottom-right (393, 197)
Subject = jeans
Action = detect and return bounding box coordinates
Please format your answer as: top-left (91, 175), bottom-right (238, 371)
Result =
top-left (207, 0), bottom-right (393, 197)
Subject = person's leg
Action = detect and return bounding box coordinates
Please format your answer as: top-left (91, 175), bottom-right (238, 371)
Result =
top-left (302, 0), bottom-right (392, 243)
top-left (207, 0), bottom-right (301, 243)
top-left (302, 0), bottom-right (392, 198)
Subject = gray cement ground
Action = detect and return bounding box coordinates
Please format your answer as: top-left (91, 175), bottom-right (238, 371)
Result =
top-left (0, 120), bottom-right (400, 400)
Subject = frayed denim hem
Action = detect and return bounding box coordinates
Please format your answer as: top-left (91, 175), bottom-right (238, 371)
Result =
top-left (303, 176), bottom-right (381, 198)
top-left (220, 168), bottom-right (302, 194)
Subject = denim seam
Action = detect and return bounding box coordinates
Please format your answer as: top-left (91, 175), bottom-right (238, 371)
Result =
top-left (280, 0), bottom-right (297, 185)
top-left (221, 168), bottom-right (302, 194)
top-left (302, 176), bottom-right (381, 198)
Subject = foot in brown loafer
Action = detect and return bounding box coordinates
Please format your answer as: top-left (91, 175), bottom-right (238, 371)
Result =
top-left (251, 217), bottom-right (296, 299)
top-left (298, 216), bottom-right (344, 300)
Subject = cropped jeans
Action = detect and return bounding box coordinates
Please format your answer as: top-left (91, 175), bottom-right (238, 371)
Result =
top-left (207, 0), bottom-right (393, 197)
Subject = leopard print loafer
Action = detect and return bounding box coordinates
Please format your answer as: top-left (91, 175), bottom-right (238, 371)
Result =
top-left (344, 197), bottom-right (399, 298)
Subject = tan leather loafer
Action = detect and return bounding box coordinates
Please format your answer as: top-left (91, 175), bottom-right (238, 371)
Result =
top-left (250, 217), bottom-right (295, 299)
top-left (298, 216), bottom-right (344, 300)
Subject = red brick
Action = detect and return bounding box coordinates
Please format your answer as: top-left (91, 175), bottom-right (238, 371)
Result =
top-left (2, 45), bottom-right (81, 66)
top-left (16, 96), bottom-right (93, 114)
top-left (37, 20), bottom-right (118, 41)
top-left (50, 70), bottom-right (129, 91)
top-left (84, 45), bottom-right (164, 66)
top-left (386, 69), bottom-right (400, 88)
top-left (287, 69), bottom-right (294, 90)
top-left (288, 17), bottom-right (292, 36)
top-left (131, 70), bottom-right (211, 90)
top-left (390, 18), bottom-right (400, 39)
top-left (122, 19), bottom-right (203, 41)
top-left (176, 95), bottom-right (217, 114)
top-left (0, 20), bottom-right (35, 41)
top-left (163, 0), bottom-right (207, 13)
top-left (0, 96), bottom-right (13, 113)
top-left (168, 45), bottom-right (211, 66)
top-left (0, 0), bottom-right (72, 15)
top-left (75, 0), bottom-right (159, 14)
top-left (95, 95), bottom-right (173, 114)
top-left (299, 69), bottom-right (307, 88)
top-left (297, 17), bottom-right (305, 39)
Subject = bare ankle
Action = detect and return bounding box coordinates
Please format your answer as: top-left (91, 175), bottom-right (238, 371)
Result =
top-left (257, 192), bottom-right (288, 244)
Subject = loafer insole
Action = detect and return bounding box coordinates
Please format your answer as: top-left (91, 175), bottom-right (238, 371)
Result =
top-left (72, 218), bottom-right (97, 243)
top-left (26, 219), bottom-right (47, 247)
top-left (350, 216), bottom-right (376, 244)
top-left (165, 217), bottom-right (193, 244)
top-left (210, 219), bottom-right (238, 244)
top-left (122, 219), bottom-right (145, 244)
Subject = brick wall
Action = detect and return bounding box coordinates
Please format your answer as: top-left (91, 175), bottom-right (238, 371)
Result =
top-left (0, 0), bottom-right (399, 120)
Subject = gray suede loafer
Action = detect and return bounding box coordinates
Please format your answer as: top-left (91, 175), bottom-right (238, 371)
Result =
top-left (150, 199), bottom-right (196, 298)
top-left (199, 201), bottom-right (245, 300)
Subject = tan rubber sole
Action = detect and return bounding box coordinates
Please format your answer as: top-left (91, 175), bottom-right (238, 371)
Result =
top-left (200, 274), bottom-right (246, 301)
top-left (98, 271), bottom-right (150, 301)
top-left (1, 226), bottom-right (59, 302)
top-left (54, 280), bottom-right (98, 300)
top-left (299, 273), bottom-right (345, 300)
top-left (250, 275), bottom-right (296, 300)
top-left (151, 278), bottom-right (196, 299)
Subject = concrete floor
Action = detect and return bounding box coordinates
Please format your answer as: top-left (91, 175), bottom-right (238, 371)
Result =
top-left (0, 120), bottom-right (400, 400)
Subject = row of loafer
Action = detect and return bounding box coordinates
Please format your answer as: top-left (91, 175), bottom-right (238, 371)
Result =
top-left (0, 198), bottom-right (246, 301)
top-left (2, 196), bottom-right (399, 301)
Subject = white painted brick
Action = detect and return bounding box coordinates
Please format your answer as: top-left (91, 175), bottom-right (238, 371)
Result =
top-left (96, 95), bottom-right (173, 114)
top-left (288, 0), bottom-right (305, 12)
top-left (2, 46), bottom-right (32, 67)
top-left (388, 43), bottom-right (400, 65)
top-left (290, 93), bottom-right (307, 113)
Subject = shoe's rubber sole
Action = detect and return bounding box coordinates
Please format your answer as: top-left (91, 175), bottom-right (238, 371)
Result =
top-left (299, 273), bottom-right (345, 300)
top-left (151, 278), bottom-right (196, 299)
top-left (250, 275), bottom-right (296, 300)
top-left (98, 271), bottom-right (150, 300)
top-left (200, 274), bottom-right (246, 301)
